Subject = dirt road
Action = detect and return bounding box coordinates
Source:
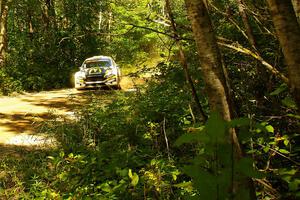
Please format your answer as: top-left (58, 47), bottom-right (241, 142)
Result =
top-left (0, 75), bottom-right (143, 148)
top-left (0, 89), bottom-right (86, 146)
top-left (0, 76), bottom-right (140, 147)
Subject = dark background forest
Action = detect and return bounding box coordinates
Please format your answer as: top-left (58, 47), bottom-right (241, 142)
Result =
top-left (0, 0), bottom-right (299, 199)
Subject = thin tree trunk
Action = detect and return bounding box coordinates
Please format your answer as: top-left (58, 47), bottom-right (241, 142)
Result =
top-left (28, 10), bottom-right (34, 40)
top-left (184, 0), bottom-right (233, 123)
top-left (184, 0), bottom-right (256, 199)
top-left (0, 0), bottom-right (8, 65)
top-left (236, 0), bottom-right (257, 50)
top-left (107, 11), bottom-right (112, 42)
top-left (98, 11), bottom-right (103, 30)
top-left (267, 0), bottom-right (300, 110)
top-left (42, 0), bottom-right (57, 31)
top-left (165, 0), bottom-right (207, 121)
top-left (235, 0), bottom-right (271, 105)
top-left (292, 0), bottom-right (300, 24)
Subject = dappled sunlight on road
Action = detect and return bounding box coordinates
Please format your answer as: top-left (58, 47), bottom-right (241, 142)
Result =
top-left (0, 76), bottom-right (141, 147)
top-left (0, 89), bottom-right (86, 147)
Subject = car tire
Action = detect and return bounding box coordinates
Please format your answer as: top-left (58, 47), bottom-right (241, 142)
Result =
top-left (74, 81), bottom-right (84, 90)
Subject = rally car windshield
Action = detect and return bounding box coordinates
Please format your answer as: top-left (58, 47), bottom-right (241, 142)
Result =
top-left (85, 60), bottom-right (112, 68)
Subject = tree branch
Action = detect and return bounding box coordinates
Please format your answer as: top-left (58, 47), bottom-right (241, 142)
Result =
top-left (257, 144), bottom-right (300, 166)
top-left (209, 3), bottom-right (249, 41)
top-left (217, 39), bottom-right (289, 84)
top-left (58, 26), bottom-right (135, 45)
top-left (127, 23), bottom-right (175, 38)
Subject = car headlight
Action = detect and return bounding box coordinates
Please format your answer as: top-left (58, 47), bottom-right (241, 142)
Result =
top-left (75, 72), bottom-right (85, 80)
top-left (105, 68), bottom-right (117, 77)
top-left (105, 70), bottom-right (112, 76)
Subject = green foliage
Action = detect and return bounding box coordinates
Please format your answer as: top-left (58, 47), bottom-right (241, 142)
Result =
top-left (176, 113), bottom-right (263, 199)
top-left (0, 0), bottom-right (299, 199)
top-left (0, 67), bottom-right (195, 198)
top-left (1, 0), bottom-right (165, 94)
top-left (0, 68), bottom-right (22, 95)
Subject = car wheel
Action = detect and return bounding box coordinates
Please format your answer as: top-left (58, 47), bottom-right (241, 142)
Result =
top-left (111, 84), bottom-right (121, 90)
top-left (74, 81), bottom-right (84, 90)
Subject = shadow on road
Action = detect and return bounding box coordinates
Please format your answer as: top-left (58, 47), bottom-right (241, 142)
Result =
top-left (0, 112), bottom-right (54, 134)
top-left (0, 88), bottom-right (118, 146)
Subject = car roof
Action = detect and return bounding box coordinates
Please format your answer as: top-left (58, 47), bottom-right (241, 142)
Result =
top-left (84, 56), bottom-right (113, 62)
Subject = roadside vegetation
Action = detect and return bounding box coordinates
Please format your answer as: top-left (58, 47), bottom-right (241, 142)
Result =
top-left (0, 0), bottom-right (299, 199)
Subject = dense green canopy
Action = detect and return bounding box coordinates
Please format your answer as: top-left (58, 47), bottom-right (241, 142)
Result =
top-left (0, 0), bottom-right (299, 199)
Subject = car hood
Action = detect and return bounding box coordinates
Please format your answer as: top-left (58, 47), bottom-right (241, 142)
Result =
top-left (84, 67), bottom-right (111, 76)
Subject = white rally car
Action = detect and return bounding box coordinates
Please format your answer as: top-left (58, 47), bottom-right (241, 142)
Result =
top-left (74, 56), bottom-right (121, 90)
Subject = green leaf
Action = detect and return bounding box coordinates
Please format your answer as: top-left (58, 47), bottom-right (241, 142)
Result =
top-left (116, 168), bottom-right (128, 177)
top-left (47, 156), bottom-right (55, 160)
top-left (99, 183), bottom-right (112, 193)
top-left (282, 97), bottom-right (297, 109)
top-left (59, 151), bottom-right (65, 158)
top-left (183, 117), bottom-right (192, 125)
top-left (238, 126), bottom-right (252, 141)
top-left (263, 146), bottom-right (270, 153)
top-left (236, 158), bottom-right (265, 179)
top-left (175, 129), bottom-right (206, 146)
top-left (206, 112), bottom-right (226, 141)
top-left (278, 168), bottom-right (297, 176)
top-left (128, 169), bottom-right (133, 178)
top-left (270, 84), bottom-right (288, 96)
top-left (289, 179), bottom-right (300, 191)
top-left (131, 173), bottom-right (139, 187)
top-left (68, 153), bottom-right (74, 158)
top-left (278, 149), bottom-right (290, 154)
top-left (287, 114), bottom-right (300, 120)
top-left (150, 159), bottom-right (157, 166)
top-left (247, 149), bottom-right (257, 154)
top-left (173, 181), bottom-right (193, 189)
top-left (284, 139), bottom-right (289, 146)
top-left (254, 123), bottom-right (266, 133)
top-left (255, 123), bottom-right (274, 134)
top-left (228, 118), bottom-right (251, 127)
top-left (128, 169), bottom-right (139, 186)
top-left (265, 125), bottom-right (274, 133)
top-left (184, 166), bottom-right (218, 199)
top-left (193, 155), bottom-right (208, 165)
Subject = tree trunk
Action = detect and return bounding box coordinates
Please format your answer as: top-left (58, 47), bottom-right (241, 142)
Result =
top-left (107, 11), bottom-right (112, 42)
top-left (184, 0), bottom-right (256, 198)
top-left (292, 0), bottom-right (300, 24)
top-left (28, 10), bottom-right (34, 40)
top-left (235, 0), bottom-right (269, 106)
top-left (236, 0), bottom-right (257, 50)
top-left (184, 0), bottom-right (232, 122)
top-left (42, 0), bottom-right (57, 31)
top-left (0, 0), bottom-right (8, 65)
top-left (165, 0), bottom-right (207, 121)
top-left (267, 0), bottom-right (300, 110)
top-left (98, 11), bottom-right (103, 30)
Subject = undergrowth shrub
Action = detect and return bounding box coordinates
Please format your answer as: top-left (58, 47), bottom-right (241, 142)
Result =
top-left (1, 63), bottom-right (298, 199)
top-left (0, 68), bottom-right (23, 95)
top-left (0, 65), bottom-right (197, 199)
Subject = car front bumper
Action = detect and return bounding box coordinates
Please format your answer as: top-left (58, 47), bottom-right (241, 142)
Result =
top-left (76, 76), bottom-right (118, 88)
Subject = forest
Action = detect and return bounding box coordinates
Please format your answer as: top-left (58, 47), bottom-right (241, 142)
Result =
top-left (0, 0), bottom-right (299, 199)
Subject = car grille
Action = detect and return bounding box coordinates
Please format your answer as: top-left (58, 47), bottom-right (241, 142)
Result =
top-left (86, 76), bottom-right (105, 82)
